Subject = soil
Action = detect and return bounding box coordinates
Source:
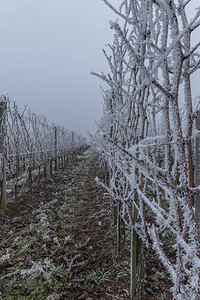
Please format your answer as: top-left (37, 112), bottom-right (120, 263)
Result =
top-left (0, 149), bottom-right (172, 299)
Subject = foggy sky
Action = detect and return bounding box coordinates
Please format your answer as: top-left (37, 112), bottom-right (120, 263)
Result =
top-left (0, 1), bottom-right (199, 135)
top-left (0, 0), bottom-right (121, 134)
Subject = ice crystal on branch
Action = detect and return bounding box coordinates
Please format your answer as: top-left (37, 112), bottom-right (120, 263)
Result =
top-left (92, 0), bottom-right (200, 298)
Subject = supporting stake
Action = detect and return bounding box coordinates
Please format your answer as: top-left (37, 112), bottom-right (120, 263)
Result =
top-left (50, 159), bottom-right (53, 177)
top-left (195, 110), bottom-right (200, 227)
top-left (44, 164), bottom-right (47, 179)
top-left (130, 227), bottom-right (137, 300)
top-left (130, 190), bottom-right (138, 300)
top-left (0, 101), bottom-right (7, 211)
top-left (54, 126), bottom-right (58, 172)
top-left (117, 202), bottom-right (126, 258)
top-left (38, 165), bottom-right (41, 184)
top-left (29, 168), bottom-right (32, 193)
top-left (1, 155), bottom-right (7, 210)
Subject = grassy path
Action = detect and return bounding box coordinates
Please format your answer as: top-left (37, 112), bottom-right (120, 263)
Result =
top-left (0, 149), bottom-right (129, 300)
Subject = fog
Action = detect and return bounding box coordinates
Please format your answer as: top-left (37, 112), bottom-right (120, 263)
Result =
top-left (0, 1), bottom-right (199, 134)
top-left (0, 0), bottom-right (121, 134)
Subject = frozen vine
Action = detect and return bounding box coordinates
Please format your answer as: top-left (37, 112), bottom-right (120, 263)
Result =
top-left (92, 1), bottom-right (200, 298)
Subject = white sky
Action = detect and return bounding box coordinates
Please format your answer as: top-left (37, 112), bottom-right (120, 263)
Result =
top-left (0, 0), bottom-right (121, 134)
top-left (0, 1), bottom-right (199, 134)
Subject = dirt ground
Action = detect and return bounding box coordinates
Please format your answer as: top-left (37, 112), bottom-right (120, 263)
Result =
top-left (0, 149), bottom-right (172, 299)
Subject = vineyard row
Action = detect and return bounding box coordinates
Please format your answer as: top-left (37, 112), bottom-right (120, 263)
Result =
top-left (0, 96), bottom-right (87, 210)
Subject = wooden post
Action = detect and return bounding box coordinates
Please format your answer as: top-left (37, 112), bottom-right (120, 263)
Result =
top-left (54, 126), bottom-right (58, 172)
top-left (121, 216), bottom-right (126, 257)
top-left (130, 191), bottom-right (138, 300)
top-left (14, 155), bottom-right (19, 201)
top-left (129, 191), bottom-right (145, 300)
top-left (104, 161), bottom-right (109, 186)
top-left (61, 150), bottom-right (64, 168)
top-left (110, 197), bottom-right (115, 224)
top-left (50, 159), bottom-right (53, 176)
top-left (58, 155), bottom-right (61, 169)
top-left (14, 176), bottom-right (18, 201)
top-left (71, 132), bottom-right (74, 163)
top-left (28, 145), bottom-right (33, 192)
top-left (38, 165), bottom-right (41, 184)
top-left (0, 102), bottom-right (7, 211)
top-left (28, 168), bottom-right (32, 192)
top-left (195, 110), bottom-right (200, 227)
top-left (117, 202), bottom-right (126, 257)
top-left (23, 155), bottom-right (26, 172)
top-left (131, 227), bottom-right (137, 300)
top-left (136, 238), bottom-right (145, 299)
top-left (113, 200), bottom-right (118, 225)
top-left (117, 203), bottom-right (121, 254)
top-left (16, 154), bottom-right (20, 176)
top-left (44, 163), bottom-right (47, 179)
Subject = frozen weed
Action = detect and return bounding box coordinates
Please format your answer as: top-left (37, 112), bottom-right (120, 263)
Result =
top-left (0, 248), bottom-right (11, 265)
top-left (53, 237), bottom-right (61, 247)
top-left (2, 258), bottom-right (65, 283)
top-left (0, 182), bottom-right (77, 298)
top-left (47, 292), bottom-right (61, 300)
top-left (20, 258), bottom-right (65, 282)
top-left (86, 268), bottom-right (110, 286)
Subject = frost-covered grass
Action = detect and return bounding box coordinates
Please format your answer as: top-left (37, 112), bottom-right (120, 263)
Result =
top-left (0, 194), bottom-right (77, 299)
top-left (7, 167), bottom-right (44, 196)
